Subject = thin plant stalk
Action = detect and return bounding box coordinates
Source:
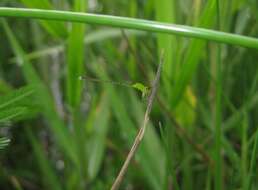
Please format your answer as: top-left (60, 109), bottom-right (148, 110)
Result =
top-left (0, 7), bottom-right (258, 49)
top-left (214, 1), bottom-right (222, 190)
top-left (111, 52), bottom-right (164, 190)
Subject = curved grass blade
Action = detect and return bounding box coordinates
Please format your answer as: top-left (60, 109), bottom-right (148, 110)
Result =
top-left (0, 8), bottom-right (257, 49)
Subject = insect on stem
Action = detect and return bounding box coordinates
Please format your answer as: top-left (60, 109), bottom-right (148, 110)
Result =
top-left (79, 75), bottom-right (150, 98)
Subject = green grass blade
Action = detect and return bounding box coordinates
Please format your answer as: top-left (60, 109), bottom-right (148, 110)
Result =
top-left (0, 79), bottom-right (12, 94)
top-left (19, 0), bottom-right (67, 38)
top-left (10, 29), bottom-right (146, 63)
top-left (125, 1), bottom-right (137, 78)
top-left (154, 1), bottom-right (178, 188)
top-left (222, 93), bottom-right (258, 131)
top-left (241, 113), bottom-right (248, 189)
top-left (0, 107), bottom-right (27, 123)
top-left (88, 93), bottom-right (110, 180)
top-left (0, 85), bottom-right (34, 109)
top-left (247, 126), bottom-right (258, 189)
top-left (66, 0), bottom-right (86, 108)
top-left (171, 0), bottom-right (217, 106)
top-left (214, 1), bottom-right (223, 189)
top-left (65, 1), bottom-right (88, 184)
top-left (155, 0), bottom-right (177, 100)
top-left (26, 128), bottom-right (62, 190)
top-left (0, 8), bottom-right (258, 49)
top-left (2, 20), bottom-right (78, 166)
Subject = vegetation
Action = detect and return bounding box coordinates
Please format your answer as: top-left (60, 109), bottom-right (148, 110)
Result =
top-left (0, 0), bottom-right (258, 189)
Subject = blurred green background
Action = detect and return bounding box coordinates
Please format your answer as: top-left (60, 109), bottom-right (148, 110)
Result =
top-left (0, 0), bottom-right (258, 189)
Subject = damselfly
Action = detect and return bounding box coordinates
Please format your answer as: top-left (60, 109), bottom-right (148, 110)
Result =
top-left (79, 76), bottom-right (150, 98)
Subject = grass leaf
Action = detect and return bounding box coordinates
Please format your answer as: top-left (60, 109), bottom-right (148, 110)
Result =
top-left (2, 20), bottom-right (78, 166)
top-left (19, 0), bottom-right (67, 38)
top-left (66, 0), bottom-right (86, 108)
top-left (0, 85), bottom-right (34, 110)
top-left (26, 128), bottom-right (62, 190)
top-left (88, 93), bottom-right (110, 180)
top-left (0, 107), bottom-right (28, 123)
